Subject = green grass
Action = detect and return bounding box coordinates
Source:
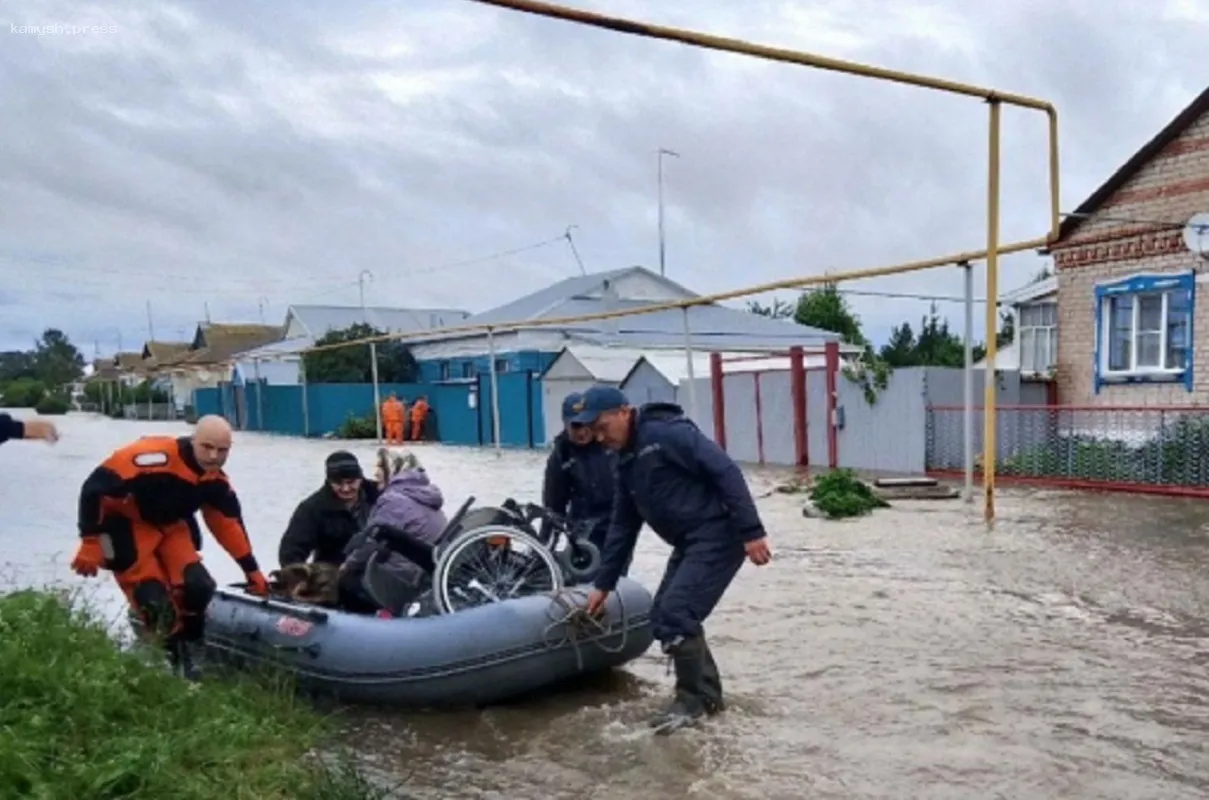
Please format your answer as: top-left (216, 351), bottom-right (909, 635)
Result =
top-left (0, 589), bottom-right (396, 800)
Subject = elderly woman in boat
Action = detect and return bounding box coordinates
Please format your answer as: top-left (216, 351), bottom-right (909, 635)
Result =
top-left (338, 450), bottom-right (448, 615)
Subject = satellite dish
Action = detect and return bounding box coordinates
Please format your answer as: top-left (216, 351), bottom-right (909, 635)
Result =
top-left (1180, 212), bottom-right (1209, 259)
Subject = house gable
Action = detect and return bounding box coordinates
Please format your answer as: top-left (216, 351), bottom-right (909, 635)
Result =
top-left (1049, 87), bottom-right (1209, 269)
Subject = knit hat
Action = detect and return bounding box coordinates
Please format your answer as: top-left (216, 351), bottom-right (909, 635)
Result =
top-left (325, 450), bottom-right (363, 481)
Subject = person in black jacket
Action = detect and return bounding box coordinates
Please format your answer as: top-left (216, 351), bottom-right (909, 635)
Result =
top-left (577, 386), bottom-right (772, 734)
top-left (0, 413), bottom-right (59, 445)
top-left (541, 392), bottom-right (619, 574)
top-left (278, 451), bottom-right (381, 567)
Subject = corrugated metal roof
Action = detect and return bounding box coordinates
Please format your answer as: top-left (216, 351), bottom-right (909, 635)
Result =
top-left (1001, 275), bottom-right (1056, 305)
top-left (462, 267), bottom-right (663, 325)
top-left (543, 345), bottom-right (648, 382)
top-left (235, 337), bottom-right (312, 361)
top-left (287, 305), bottom-right (472, 339)
top-left (623, 352), bottom-right (712, 385)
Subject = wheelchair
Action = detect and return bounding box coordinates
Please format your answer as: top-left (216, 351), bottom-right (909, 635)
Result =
top-left (361, 496), bottom-right (602, 617)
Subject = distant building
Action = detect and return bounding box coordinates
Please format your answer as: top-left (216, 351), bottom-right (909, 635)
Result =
top-left (155, 322), bottom-right (285, 410)
top-left (408, 266), bottom-right (841, 386)
top-left (974, 275), bottom-right (1058, 376)
top-left (230, 304), bottom-right (471, 386)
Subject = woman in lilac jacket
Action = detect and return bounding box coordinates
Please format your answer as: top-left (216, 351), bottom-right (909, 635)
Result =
top-left (339, 450), bottom-right (448, 614)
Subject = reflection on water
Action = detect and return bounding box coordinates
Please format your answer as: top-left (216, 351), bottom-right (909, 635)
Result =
top-left (5, 412), bottom-right (1209, 798)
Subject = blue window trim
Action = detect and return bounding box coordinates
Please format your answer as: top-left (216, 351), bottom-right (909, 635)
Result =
top-left (1093, 270), bottom-right (1195, 393)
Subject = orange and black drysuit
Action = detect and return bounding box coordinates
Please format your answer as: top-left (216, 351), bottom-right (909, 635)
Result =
top-left (71, 435), bottom-right (269, 651)
top-left (382, 397), bottom-right (406, 444)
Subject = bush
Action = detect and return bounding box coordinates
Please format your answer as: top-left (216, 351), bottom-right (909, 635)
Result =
top-left (809, 468), bottom-right (890, 519)
top-left (0, 378), bottom-right (47, 409)
top-left (335, 412), bottom-right (378, 439)
top-left (0, 590), bottom-right (390, 799)
top-left (999, 415), bottom-right (1209, 487)
top-left (34, 394), bottom-right (70, 415)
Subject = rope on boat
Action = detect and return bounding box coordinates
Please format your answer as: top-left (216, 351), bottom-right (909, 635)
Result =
top-left (541, 587), bottom-right (630, 671)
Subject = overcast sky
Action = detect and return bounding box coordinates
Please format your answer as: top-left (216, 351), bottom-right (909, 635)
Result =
top-left (2, 0), bottom-right (1207, 356)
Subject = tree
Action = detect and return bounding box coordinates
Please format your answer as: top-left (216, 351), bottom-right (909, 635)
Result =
top-left (32, 328), bottom-right (84, 388)
top-left (746, 297), bottom-right (795, 319)
top-left (793, 283), bottom-right (868, 346)
top-left (302, 323), bottom-right (418, 384)
top-left (0, 350), bottom-right (35, 383)
top-left (879, 322), bottom-right (918, 367)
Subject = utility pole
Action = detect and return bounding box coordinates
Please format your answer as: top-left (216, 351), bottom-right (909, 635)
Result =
top-left (258, 296), bottom-right (269, 325)
top-left (359, 270), bottom-right (383, 443)
top-left (564, 225), bottom-right (586, 275)
top-left (145, 300), bottom-right (156, 342)
top-left (657, 147), bottom-right (680, 277)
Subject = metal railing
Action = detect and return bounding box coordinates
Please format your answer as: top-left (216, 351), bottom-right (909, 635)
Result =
top-left (926, 405), bottom-right (1209, 495)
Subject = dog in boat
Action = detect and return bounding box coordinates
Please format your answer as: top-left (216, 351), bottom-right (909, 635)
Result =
top-left (269, 562), bottom-right (341, 607)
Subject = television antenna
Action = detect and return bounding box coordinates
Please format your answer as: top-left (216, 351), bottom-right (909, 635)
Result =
top-left (1180, 212), bottom-right (1209, 260)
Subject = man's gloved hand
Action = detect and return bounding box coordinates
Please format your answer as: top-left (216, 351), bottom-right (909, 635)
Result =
top-left (71, 537), bottom-right (105, 577)
top-left (245, 570), bottom-right (270, 596)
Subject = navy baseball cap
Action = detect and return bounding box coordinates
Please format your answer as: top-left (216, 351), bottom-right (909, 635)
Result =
top-left (560, 391), bottom-right (584, 423)
top-left (568, 385), bottom-right (629, 425)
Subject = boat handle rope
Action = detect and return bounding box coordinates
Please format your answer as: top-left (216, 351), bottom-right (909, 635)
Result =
top-left (541, 587), bottom-right (630, 671)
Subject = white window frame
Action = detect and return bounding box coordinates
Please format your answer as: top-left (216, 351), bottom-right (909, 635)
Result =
top-left (1099, 289), bottom-right (1189, 378)
top-left (1017, 301), bottom-right (1057, 375)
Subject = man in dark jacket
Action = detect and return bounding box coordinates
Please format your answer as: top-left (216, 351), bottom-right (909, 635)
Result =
top-left (542, 392), bottom-right (619, 571)
top-left (576, 386), bottom-right (772, 734)
top-left (0, 413), bottom-right (59, 445)
top-left (278, 451), bottom-right (381, 567)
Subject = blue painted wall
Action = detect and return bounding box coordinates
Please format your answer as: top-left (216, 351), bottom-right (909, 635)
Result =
top-left (417, 349), bottom-right (559, 384)
top-left (195, 377), bottom-right (540, 446)
top-left (473, 371), bottom-right (544, 447)
top-left (195, 387), bottom-right (222, 417)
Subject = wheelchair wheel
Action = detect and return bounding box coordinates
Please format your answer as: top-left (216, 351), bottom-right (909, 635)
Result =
top-left (431, 525), bottom-right (565, 615)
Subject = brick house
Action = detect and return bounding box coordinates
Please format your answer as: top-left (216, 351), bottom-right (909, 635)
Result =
top-left (1045, 87), bottom-right (1209, 405)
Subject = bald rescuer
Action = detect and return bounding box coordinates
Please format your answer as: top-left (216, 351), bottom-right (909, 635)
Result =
top-left (71, 415), bottom-right (270, 679)
top-left (576, 387), bottom-right (773, 734)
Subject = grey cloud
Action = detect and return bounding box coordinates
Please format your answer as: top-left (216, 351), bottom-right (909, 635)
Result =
top-left (1, 0), bottom-right (1203, 353)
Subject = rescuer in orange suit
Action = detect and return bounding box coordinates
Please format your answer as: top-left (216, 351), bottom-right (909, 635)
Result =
top-left (70, 415), bottom-right (270, 680)
top-left (382, 393), bottom-right (406, 444)
top-left (410, 395), bottom-right (430, 442)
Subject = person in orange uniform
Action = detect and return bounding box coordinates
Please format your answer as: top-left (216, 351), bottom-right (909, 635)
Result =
top-left (381, 393), bottom-right (406, 444)
top-left (409, 395), bottom-right (430, 442)
top-left (70, 415), bottom-right (269, 680)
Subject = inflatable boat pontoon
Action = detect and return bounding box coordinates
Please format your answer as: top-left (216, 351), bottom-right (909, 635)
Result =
top-left (202, 576), bottom-right (653, 708)
top-left (167, 498), bottom-right (654, 707)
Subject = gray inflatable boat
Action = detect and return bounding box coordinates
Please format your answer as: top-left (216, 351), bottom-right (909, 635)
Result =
top-left (201, 576), bottom-right (654, 708)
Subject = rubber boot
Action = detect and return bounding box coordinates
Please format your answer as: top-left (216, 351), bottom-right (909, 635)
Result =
top-left (167, 638), bottom-right (203, 683)
top-left (649, 636), bottom-right (708, 735)
top-left (699, 637), bottom-right (725, 715)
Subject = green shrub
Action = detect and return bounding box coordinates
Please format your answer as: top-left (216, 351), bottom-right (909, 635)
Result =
top-left (809, 468), bottom-right (890, 519)
top-left (335, 412), bottom-right (377, 439)
top-left (0, 589), bottom-right (391, 800)
top-left (0, 378), bottom-right (47, 409)
top-left (34, 394), bottom-right (70, 415)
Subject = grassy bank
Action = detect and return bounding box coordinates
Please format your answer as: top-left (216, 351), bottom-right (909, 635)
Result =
top-left (0, 589), bottom-right (391, 799)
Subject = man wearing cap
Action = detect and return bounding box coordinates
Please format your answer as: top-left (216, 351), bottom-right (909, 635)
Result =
top-left (541, 392), bottom-right (620, 576)
top-left (278, 450), bottom-right (382, 567)
top-left (575, 386), bottom-right (772, 734)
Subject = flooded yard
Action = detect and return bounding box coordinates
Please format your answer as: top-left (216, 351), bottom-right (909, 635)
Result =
top-left (4, 412), bottom-right (1209, 798)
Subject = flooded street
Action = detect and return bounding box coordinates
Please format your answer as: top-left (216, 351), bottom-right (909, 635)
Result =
top-left (5, 413), bottom-right (1209, 798)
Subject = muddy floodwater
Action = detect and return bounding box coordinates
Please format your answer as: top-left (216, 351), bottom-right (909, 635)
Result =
top-left (4, 412), bottom-right (1209, 798)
